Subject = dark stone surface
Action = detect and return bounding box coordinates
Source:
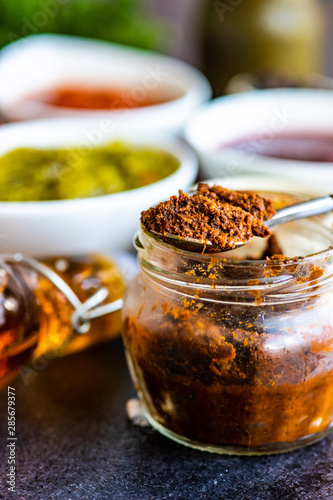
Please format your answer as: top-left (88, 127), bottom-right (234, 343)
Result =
top-left (1, 337), bottom-right (333, 500)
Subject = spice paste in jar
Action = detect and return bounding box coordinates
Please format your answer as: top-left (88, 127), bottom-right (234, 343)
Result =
top-left (123, 185), bottom-right (333, 453)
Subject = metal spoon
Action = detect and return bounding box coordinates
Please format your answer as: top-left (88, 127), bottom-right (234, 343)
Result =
top-left (146, 195), bottom-right (333, 253)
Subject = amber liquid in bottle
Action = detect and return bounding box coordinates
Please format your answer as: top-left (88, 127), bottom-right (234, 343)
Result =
top-left (0, 265), bottom-right (40, 390)
top-left (0, 254), bottom-right (125, 389)
top-left (35, 253), bottom-right (126, 358)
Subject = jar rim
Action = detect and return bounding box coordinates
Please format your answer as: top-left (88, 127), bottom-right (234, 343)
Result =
top-left (136, 220), bottom-right (333, 267)
top-left (136, 219), bottom-right (333, 302)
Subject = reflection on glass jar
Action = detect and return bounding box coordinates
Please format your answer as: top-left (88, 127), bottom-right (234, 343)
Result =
top-left (122, 194), bottom-right (333, 455)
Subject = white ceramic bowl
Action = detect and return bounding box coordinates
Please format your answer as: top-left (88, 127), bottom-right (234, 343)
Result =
top-left (184, 89), bottom-right (333, 188)
top-left (0, 119), bottom-right (198, 256)
top-left (0, 34), bottom-right (211, 132)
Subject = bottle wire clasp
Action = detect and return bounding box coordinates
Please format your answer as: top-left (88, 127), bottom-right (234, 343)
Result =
top-left (0, 253), bottom-right (123, 333)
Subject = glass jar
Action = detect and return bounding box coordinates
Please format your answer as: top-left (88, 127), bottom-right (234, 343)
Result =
top-left (122, 195), bottom-right (333, 455)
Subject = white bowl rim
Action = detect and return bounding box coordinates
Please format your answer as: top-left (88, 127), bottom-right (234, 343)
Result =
top-left (0, 33), bottom-right (212, 117)
top-left (200, 174), bottom-right (330, 196)
top-left (184, 88), bottom-right (333, 168)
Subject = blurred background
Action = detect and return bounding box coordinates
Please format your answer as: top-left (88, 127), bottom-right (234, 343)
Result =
top-left (0, 0), bottom-right (332, 93)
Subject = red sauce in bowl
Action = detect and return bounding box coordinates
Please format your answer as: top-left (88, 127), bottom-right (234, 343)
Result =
top-left (224, 134), bottom-right (333, 163)
top-left (24, 86), bottom-right (176, 110)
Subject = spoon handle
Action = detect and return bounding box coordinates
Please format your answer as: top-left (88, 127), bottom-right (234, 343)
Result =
top-left (266, 195), bottom-right (333, 228)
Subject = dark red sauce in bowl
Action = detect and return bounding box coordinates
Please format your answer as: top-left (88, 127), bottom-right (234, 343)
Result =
top-left (224, 134), bottom-right (333, 163)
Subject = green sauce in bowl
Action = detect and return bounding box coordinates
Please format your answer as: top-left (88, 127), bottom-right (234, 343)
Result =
top-left (0, 141), bottom-right (180, 201)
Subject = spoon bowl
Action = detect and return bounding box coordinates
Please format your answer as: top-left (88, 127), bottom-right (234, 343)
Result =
top-left (144, 194), bottom-right (333, 254)
top-left (148, 228), bottom-right (247, 253)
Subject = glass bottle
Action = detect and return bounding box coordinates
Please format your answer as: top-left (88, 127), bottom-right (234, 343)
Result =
top-left (36, 254), bottom-right (125, 357)
top-left (122, 192), bottom-right (333, 455)
top-left (203, 0), bottom-right (324, 95)
top-left (0, 253), bottom-right (126, 389)
top-left (0, 263), bottom-right (40, 390)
